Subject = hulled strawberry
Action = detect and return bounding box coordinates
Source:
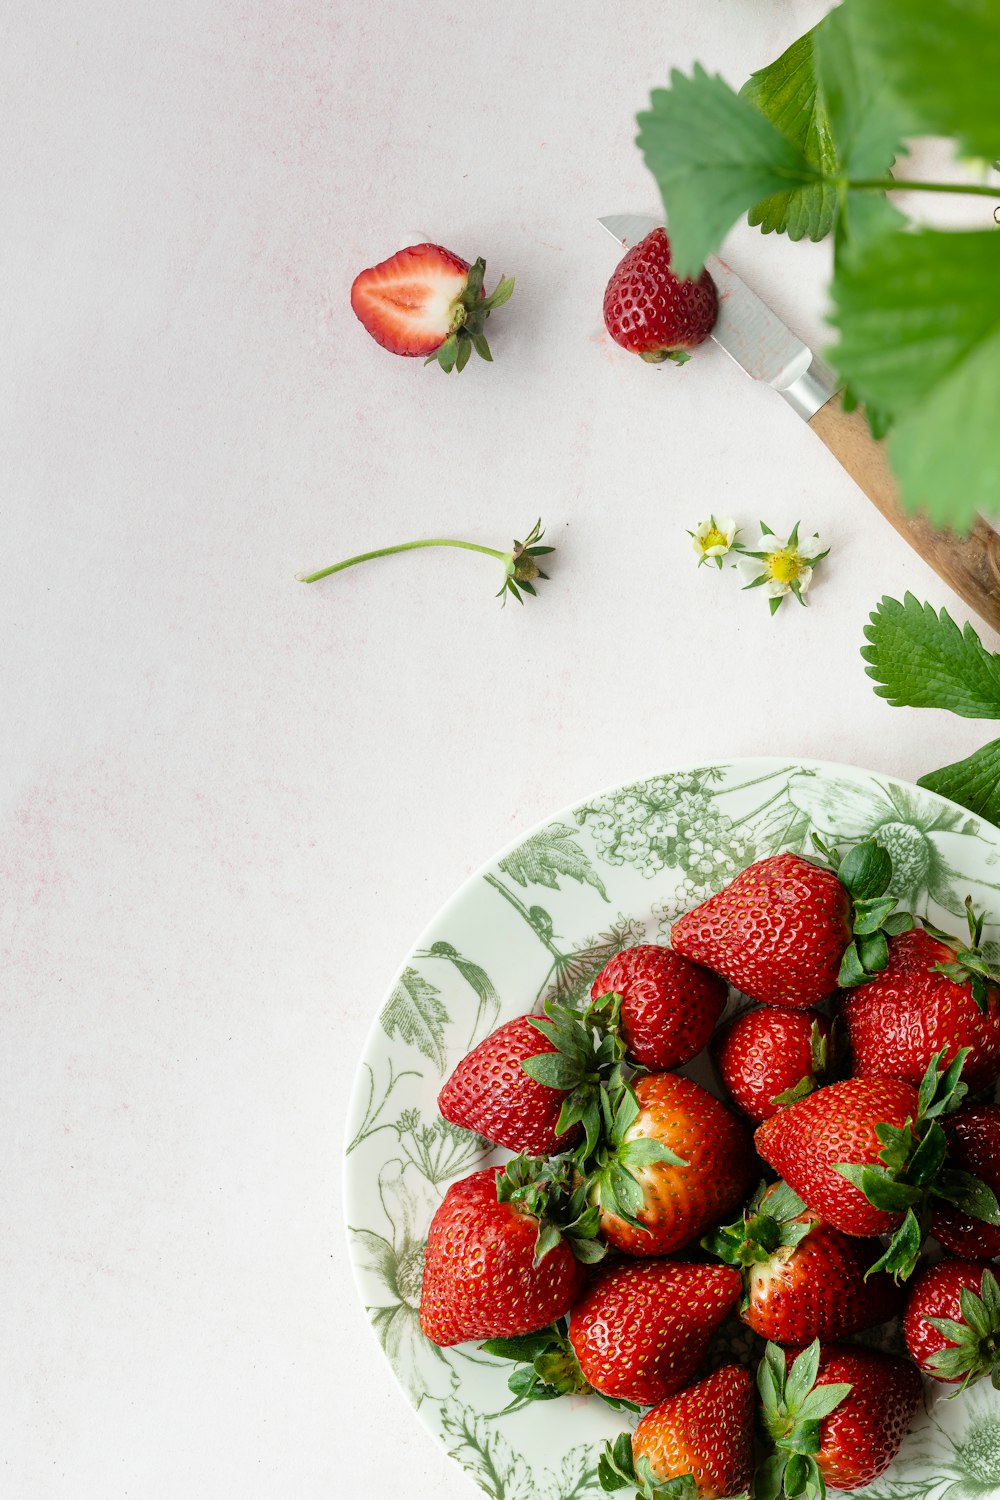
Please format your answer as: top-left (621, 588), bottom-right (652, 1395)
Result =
top-left (600, 1365), bottom-right (755, 1500)
top-left (842, 905), bottom-right (1000, 1093)
top-left (712, 1007), bottom-right (834, 1123)
top-left (603, 229), bottom-right (718, 365)
top-left (591, 1072), bottom-right (757, 1256)
top-left (904, 1261), bottom-right (1000, 1388)
top-left (482, 1259), bottom-right (741, 1408)
top-left (704, 1181), bottom-right (901, 1344)
top-left (589, 944), bottom-right (727, 1071)
top-left (671, 842), bottom-right (911, 1008)
top-left (758, 1341), bottom-right (922, 1495)
top-left (350, 243), bottom-right (514, 371)
top-left (418, 1166), bottom-right (589, 1346)
top-left (932, 1102), bottom-right (1000, 1258)
top-left (437, 1015), bottom-right (581, 1156)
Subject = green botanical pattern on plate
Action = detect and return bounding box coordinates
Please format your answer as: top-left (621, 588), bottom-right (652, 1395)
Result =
top-left (344, 760), bottom-right (1000, 1500)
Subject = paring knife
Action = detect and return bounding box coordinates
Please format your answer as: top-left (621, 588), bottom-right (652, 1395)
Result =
top-left (600, 213), bottom-right (1000, 636)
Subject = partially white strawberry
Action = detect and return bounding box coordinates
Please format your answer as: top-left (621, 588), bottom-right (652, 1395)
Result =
top-left (350, 243), bottom-right (514, 371)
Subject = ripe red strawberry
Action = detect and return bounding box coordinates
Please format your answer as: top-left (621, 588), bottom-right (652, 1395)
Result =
top-left (603, 229), bottom-right (718, 365)
top-left (600, 1366), bottom-right (755, 1500)
top-left (904, 1259), bottom-right (1000, 1387)
top-left (671, 843), bottom-right (909, 1008)
top-left (592, 1072), bottom-right (756, 1256)
top-left (589, 944), bottom-right (727, 1070)
top-left (350, 243), bottom-right (514, 371)
top-left (754, 1076), bottom-right (922, 1239)
top-left (705, 1181), bottom-right (902, 1344)
top-left (418, 1167), bottom-right (587, 1346)
top-left (568, 1260), bottom-right (741, 1405)
top-left (842, 921), bottom-right (1000, 1093)
top-left (931, 1102), bottom-right (1000, 1258)
top-left (759, 1341), bottom-right (922, 1494)
top-left (711, 1006), bottom-right (834, 1123)
top-left (437, 1015), bottom-right (581, 1155)
top-left (484, 1259), bottom-right (742, 1408)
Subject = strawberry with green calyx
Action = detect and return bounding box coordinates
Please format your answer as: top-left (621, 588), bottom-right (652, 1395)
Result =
top-left (755, 1340), bottom-right (921, 1498)
top-left (755, 1048), bottom-right (1000, 1280)
top-left (844, 898), bottom-right (1000, 1093)
top-left (298, 518), bottom-right (553, 606)
top-left (588, 945), bottom-right (728, 1071)
top-left (592, 1072), bottom-right (757, 1256)
top-left (482, 1259), bottom-right (741, 1410)
top-left (932, 1102), bottom-right (1000, 1258)
top-left (702, 1181), bottom-right (901, 1343)
top-left (438, 1005), bottom-right (628, 1159)
top-left (418, 1166), bottom-right (588, 1347)
top-left (495, 1150), bottom-right (607, 1266)
top-left (904, 1262), bottom-right (1000, 1390)
top-left (599, 1365), bottom-right (755, 1500)
top-left (670, 841), bottom-right (912, 1011)
top-left (711, 1008), bottom-right (836, 1123)
top-left (350, 242), bottom-right (514, 371)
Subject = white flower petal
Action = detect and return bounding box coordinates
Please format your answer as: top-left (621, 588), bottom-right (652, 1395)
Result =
top-left (759, 535), bottom-right (789, 553)
top-left (797, 535), bottom-right (826, 560)
top-left (795, 565), bottom-right (814, 595)
top-left (765, 577), bottom-right (790, 598)
top-left (738, 556), bottom-right (765, 585)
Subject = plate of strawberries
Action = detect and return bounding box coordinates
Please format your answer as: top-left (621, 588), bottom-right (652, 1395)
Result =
top-left (345, 759), bottom-right (1000, 1500)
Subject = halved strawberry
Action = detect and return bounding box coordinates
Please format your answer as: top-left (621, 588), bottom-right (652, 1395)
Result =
top-left (350, 243), bottom-right (514, 371)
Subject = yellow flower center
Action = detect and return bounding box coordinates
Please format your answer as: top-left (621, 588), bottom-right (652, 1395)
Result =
top-left (702, 528), bottom-right (728, 551)
top-left (766, 548), bottom-right (803, 583)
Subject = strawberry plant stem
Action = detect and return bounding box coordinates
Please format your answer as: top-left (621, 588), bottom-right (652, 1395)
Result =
top-left (842, 177), bottom-right (999, 197)
top-left (298, 537), bottom-right (505, 584)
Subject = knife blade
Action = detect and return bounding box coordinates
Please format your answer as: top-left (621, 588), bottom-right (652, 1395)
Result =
top-left (598, 212), bottom-right (1000, 636)
top-left (599, 213), bottom-right (838, 420)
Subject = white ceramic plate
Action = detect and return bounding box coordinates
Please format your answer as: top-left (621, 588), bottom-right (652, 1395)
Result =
top-left (344, 759), bottom-right (1000, 1500)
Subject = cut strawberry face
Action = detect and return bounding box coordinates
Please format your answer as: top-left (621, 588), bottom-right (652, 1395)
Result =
top-left (350, 243), bottom-right (514, 370)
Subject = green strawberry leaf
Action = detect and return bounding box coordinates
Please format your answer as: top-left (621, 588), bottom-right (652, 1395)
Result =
top-left (919, 739), bottom-right (1000, 830)
top-left (740, 26), bottom-right (839, 240)
top-left (934, 1168), bottom-right (1000, 1224)
top-left (520, 1053), bottom-right (584, 1090)
top-left (830, 229), bottom-right (1000, 532)
top-left (839, 838), bottom-right (893, 900)
top-left (862, 595), bottom-right (1000, 717)
top-left (847, 0), bottom-right (1000, 159)
top-left (867, 1205), bottom-right (926, 1281)
top-left (636, 65), bottom-right (818, 277)
top-left (741, 5), bottom-right (904, 243)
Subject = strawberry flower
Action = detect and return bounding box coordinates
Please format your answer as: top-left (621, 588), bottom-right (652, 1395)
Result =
top-left (690, 515), bottom-right (739, 568)
top-left (737, 522), bottom-right (829, 614)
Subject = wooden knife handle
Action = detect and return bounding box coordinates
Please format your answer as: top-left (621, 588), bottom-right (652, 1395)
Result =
top-left (809, 393), bottom-right (1000, 637)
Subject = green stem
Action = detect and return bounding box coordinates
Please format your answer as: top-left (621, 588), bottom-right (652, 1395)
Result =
top-left (298, 537), bottom-right (506, 585)
top-left (842, 177), bottom-right (999, 198)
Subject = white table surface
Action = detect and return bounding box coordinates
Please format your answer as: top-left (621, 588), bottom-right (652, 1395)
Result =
top-left (4, 2), bottom-right (998, 1495)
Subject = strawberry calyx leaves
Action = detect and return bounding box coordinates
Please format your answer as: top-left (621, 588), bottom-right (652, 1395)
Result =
top-left (832, 1048), bottom-right (1000, 1280)
top-left (496, 1149), bottom-right (607, 1265)
top-left (587, 1085), bottom-right (688, 1233)
top-left (520, 1001), bottom-right (631, 1158)
top-left (925, 1268), bottom-right (1000, 1393)
top-left (703, 1181), bottom-right (814, 1291)
top-left (756, 1340), bottom-right (852, 1500)
top-left (424, 257), bottom-right (515, 373)
top-left (480, 1319), bottom-right (640, 1413)
top-left (599, 1434), bottom-right (744, 1500)
top-left (923, 896), bottom-right (1000, 1015)
top-left (772, 1021), bottom-right (835, 1108)
top-left (498, 519), bottom-right (555, 605)
top-left (810, 835), bottom-right (914, 987)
